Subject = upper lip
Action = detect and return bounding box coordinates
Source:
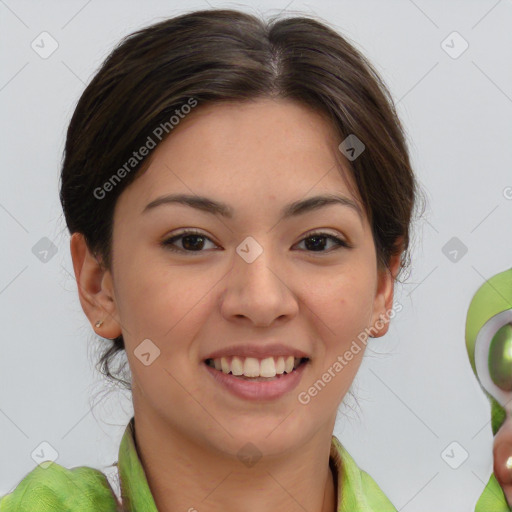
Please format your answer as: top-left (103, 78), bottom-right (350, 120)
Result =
top-left (203, 343), bottom-right (310, 361)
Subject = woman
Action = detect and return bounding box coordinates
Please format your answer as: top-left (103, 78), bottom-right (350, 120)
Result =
top-left (1, 8), bottom-right (509, 511)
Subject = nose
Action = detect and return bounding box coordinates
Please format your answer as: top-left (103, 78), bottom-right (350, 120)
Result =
top-left (219, 245), bottom-right (299, 327)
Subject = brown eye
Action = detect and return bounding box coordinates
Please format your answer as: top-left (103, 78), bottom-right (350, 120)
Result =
top-left (296, 232), bottom-right (350, 253)
top-left (161, 230), bottom-right (218, 253)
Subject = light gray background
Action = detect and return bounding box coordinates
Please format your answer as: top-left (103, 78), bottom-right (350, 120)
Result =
top-left (1, 0), bottom-right (512, 510)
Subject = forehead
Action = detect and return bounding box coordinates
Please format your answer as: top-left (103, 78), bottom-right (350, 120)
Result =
top-left (119, 98), bottom-right (361, 215)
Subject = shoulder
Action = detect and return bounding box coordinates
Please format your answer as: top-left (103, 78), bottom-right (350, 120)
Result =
top-left (0, 461), bottom-right (120, 512)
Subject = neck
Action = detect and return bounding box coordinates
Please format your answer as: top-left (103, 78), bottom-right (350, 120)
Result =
top-left (132, 409), bottom-right (337, 512)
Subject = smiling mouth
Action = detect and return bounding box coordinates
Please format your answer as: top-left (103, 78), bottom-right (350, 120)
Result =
top-left (204, 356), bottom-right (309, 381)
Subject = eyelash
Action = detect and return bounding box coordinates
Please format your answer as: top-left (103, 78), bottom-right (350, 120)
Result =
top-left (161, 229), bottom-right (351, 254)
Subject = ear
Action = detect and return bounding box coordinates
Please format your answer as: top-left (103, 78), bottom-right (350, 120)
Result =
top-left (70, 232), bottom-right (122, 339)
top-left (368, 239), bottom-right (403, 338)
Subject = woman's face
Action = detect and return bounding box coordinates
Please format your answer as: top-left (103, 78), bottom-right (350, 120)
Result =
top-left (89, 98), bottom-right (397, 457)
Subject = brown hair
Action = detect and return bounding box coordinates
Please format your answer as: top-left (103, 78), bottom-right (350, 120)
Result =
top-left (59, 8), bottom-right (423, 390)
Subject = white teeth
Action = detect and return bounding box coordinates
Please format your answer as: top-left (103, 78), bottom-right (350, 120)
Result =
top-left (207, 355), bottom-right (306, 378)
top-left (275, 356), bottom-right (285, 374)
top-left (243, 357), bottom-right (261, 377)
top-left (260, 357), bottom-right (276, 377)
top-left (231, 356), bottom-right (244, 376)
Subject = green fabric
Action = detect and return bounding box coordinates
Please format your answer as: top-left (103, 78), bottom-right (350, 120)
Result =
top-left (1, 417), bottom-right (509, 511)
top-left (492, 396), bottom-right (508, 436)
top-left (117, 417), bottom-right (157, 511)
top-left (475, 472), bottom-right (512, 512)
top-left (330, 436), bottom-right (396, 511)
top-left (0, 462), bottom-right (120, 511)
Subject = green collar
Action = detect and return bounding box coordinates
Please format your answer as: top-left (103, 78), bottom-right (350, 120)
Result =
top-left (117, 417), bottom-right (397, 511)
top-left (1, 418), bottom-right (508, 510)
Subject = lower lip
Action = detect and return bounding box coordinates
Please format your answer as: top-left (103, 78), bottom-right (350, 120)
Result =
top-left (203, 360), bottom-right (309, 401)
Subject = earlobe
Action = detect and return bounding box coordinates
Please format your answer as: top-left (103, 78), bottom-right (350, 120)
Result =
top-left (69, 233), bottom-right (122, 339)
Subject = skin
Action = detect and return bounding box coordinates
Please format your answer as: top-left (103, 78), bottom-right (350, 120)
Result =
top-left (494, 417), bottom-right (512, 504)
top-left (70, 98), bottom-right (401, 512)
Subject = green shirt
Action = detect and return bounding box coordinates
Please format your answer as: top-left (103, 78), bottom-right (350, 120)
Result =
top-left (1, 417), bottom-right (510, 511)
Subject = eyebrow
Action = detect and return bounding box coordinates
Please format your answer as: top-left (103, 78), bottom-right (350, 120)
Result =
top-left (142, 193), bottom-right (363, 223)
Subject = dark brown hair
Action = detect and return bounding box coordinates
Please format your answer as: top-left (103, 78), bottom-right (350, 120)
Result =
top-left (59, 8), bottom-right (423, 390)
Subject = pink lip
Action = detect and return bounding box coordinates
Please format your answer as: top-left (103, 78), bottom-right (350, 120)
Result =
top-left (203, 343), bottom-right (310, 360)
top-left (203, 359), bottom-right (309, 401)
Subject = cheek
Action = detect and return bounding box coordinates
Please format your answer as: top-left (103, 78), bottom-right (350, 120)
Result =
top-left (118, 262), bottom-right (216, 415)
top-left (303, 263), bottom-right (376, 337)
top-left (113, 245), bottom-right (212, 335)
top-left (114, 257), bottom-right (222, 393)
